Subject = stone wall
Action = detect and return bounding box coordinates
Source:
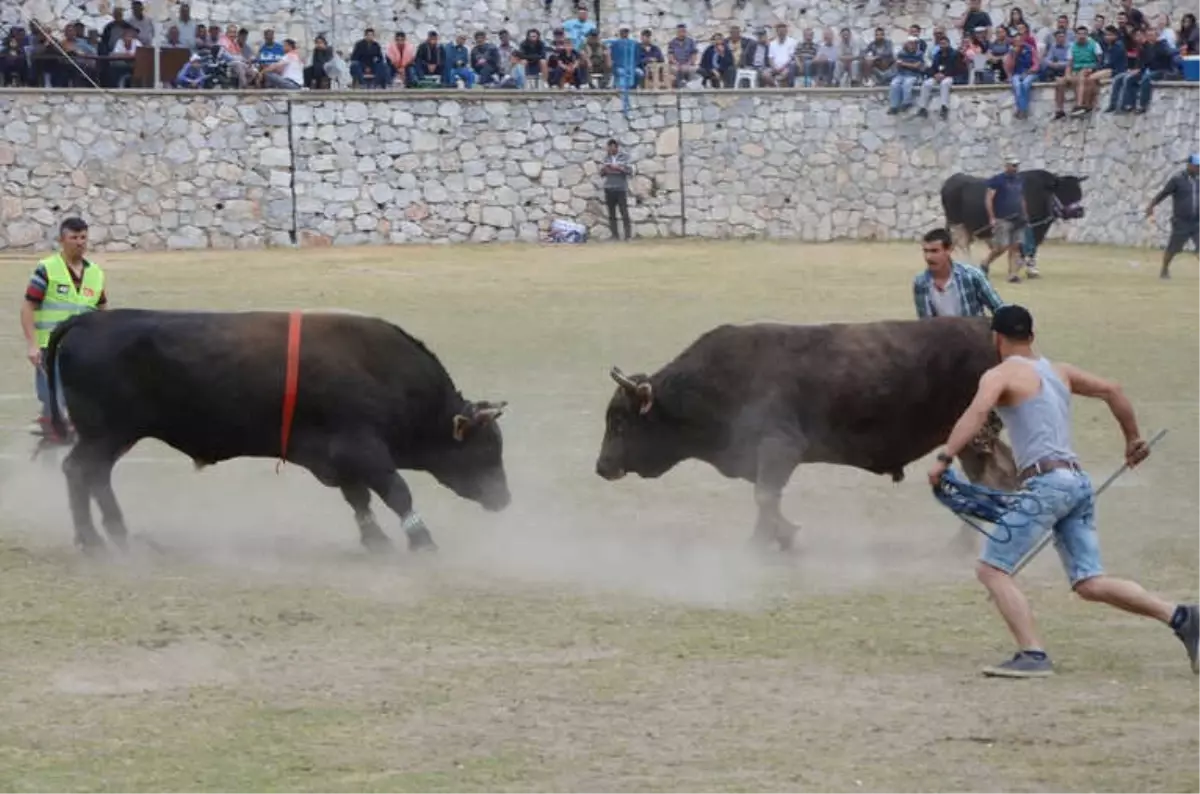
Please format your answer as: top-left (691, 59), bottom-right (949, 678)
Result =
top-left (7, 0), bottom-right (1194, 57)
top-left (1, 84), bottom-right (1196, 251)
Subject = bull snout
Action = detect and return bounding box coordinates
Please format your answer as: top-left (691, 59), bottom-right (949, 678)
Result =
top-left (595, 458), bottom-right (626, 481)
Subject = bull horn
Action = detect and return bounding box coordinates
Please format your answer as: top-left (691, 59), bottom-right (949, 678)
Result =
top-left (610, 366), bottom-right (639, 390)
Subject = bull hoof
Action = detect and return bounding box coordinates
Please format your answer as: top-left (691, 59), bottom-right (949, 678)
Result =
top-left (406, 527), bottom-right (438, 554)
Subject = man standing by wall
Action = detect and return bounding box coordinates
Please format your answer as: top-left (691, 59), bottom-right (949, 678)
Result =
top-left (20, 217), bottom-right (108, 442)
top-left (982, 155), bottom-right (1034, 283)
top-left (600, 139), bottom-right (633, 241)
top-left (1146, 154), bottom-right (1199, 279)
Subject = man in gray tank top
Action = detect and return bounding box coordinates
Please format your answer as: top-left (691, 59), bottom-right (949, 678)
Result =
top-left (927, 304), bottom-right (1198, 678)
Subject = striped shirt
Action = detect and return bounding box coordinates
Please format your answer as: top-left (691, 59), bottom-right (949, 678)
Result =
top-left (913, 261), bottom-right (1003, 319)
top-left (25, 259), bottom-right (108, 307)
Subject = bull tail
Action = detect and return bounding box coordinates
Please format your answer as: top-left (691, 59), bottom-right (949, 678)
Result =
top-left (43, 315), bottom-right (80, 442)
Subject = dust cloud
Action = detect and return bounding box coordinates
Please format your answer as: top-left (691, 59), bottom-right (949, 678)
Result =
top-left (0, 430), bottom-right (977, 610)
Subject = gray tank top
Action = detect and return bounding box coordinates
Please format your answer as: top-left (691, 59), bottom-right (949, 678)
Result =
top-left (993, 355), bottom-right (1078, 471)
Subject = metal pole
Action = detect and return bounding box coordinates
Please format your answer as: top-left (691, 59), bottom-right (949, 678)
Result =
top-left (153, 43), bottom-right (161, 87)
top-left (1007, 428), bottom-right (1168, 580)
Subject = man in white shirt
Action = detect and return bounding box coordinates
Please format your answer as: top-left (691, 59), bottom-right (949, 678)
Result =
top-left (767, 22), bottom-right (797, 87)
top-left (262, 38), bottom-right (304, 89)
top-left (108, 24), bottom-right (140, 87)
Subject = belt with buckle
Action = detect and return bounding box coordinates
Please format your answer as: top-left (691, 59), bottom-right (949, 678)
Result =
top-left (1018, 458), bottom-right (1082, 482)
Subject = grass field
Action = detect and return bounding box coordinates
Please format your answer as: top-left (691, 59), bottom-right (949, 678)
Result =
top-left (0, 240), bottom-right (1196, 792)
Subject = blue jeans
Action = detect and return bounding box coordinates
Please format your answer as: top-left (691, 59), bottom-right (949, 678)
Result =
top-left (34, 348), bottom-right (66, 421)
top-left (444, 66), bottom-right (476, 87)
top-left (980, 467), bottom-right (1103, 587)
top-left (1108, 71), bottom-right (1135, 109)
top-left (1132, 69), bottom-right (1164, 110)
top-left (1011, 72), bottom-right (1036, 112)
top-left (350, 59), bottom-right (389, 87)
top-left (889, 74), bottom-right (917, 108)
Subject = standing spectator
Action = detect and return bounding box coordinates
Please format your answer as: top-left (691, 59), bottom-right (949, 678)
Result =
top-left (1120, 0), bottom-right (1147, 32)
top-left (1091, 14), bottom-right (1108, 42)
top-left (261, 38), bottom-right (303, 89)
top-left (470, 30), bottom-right (500, 86)
top-left (1054, 26), bottom-right (1102, 118)
top-left (609, 26), bottom-right (638, 91)
top-left (1179, 14), bottom-right (1198, 55)
top-left (1005, 7), bottom-right (1027, 39)
top-left (582, 31), bottom-right (609, 87)
top-left (1145, 155), bottom-right (1199, 279)
top-left (959, 0), bottom-right (992, 37)
top-left (1042, 15), bottom-right (1071, 53)
top-left (99, 7), bottom-right (126, 56)
top-left (887, 36), bottom-right (924, 114)
top-left (667, 23), bottom-right (698, 87)
top-left (444, 32), bottom-right (475, 88)
top-left (864, 27), bottom-right (895, 85)
top-left (834, 27), bottom-right (863, 86)
top-left (636, 29), bottom-right (665, 89)
top-left (563, 7), bottom-right (596, 50)
top-left (766, 23), bottom-right (798, 87)
top-left (794, 27), bottom-right (818, 84)
top-left (174, 53), bottom-right (206, 87)
top-left (306, 34), bottom-right (333, 88)
top-left (350, 28), bottom-right (388, 87)
top-left (387, 31), bottom-right (416, 86)
top-left (2, 31), bottom-right (29, 85)
top-left (128, 0), bottom-right (154, 46)
top-left (918, 30), bottom-right (964, 119)
top-left (174, 4), bottom-right (196, 50)
top-left (601, 139), bottom-right (633, 241)
top-left (1005, 34), bottom-right (1038, 118)
top-left (698, 33), bottom-right (733, 88)
top-left (982, 155), bottom-right (1031, 282)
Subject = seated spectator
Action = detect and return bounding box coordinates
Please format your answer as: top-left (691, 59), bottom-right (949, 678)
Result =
top-left (192, 25), bottom-right (209, 53)
top-left (256, 28), bottom-right (284, 69)
top-left (918, 30), bottom-right (965, 119)
top-left (387, 31), bottom-right (416, 86)
top-left (261, 38), bottom-right (303, 89)
top-left (163, 25), bottom-right (184, 48)
top-left (494, 30), bottom-right (514, 80)
top-left (470, 30), bottom-right (500, 86)
top-left (1041, 29), bottom-right (1070, 81)
top-left (1004, 35), bottom-right (1039, 119)
top-left (986, 26), bottom-right (1011, 81)
top-left (698, 33), bottom-right (733, 88)
top-left (563, 7), bottom-right (596, 49)
top-left (1005, 7), bottom-right (1028, 39)
top-left (888, 36), bottom-right (924, 113)
top-left (1053, 26), bottom-right (1101, 118)
top-left (636, 29), bottom-right (665, 89)
top-left (726, 24), bottom-right (754, 84)
top-left (306, 34), bottom-right (333, 88)
top-left (1107, 27), bottom-right (1142, 111)
top-left (1157, 14), bottom-right (1176, 49)
top-left (99, 7), bottom-right (125, 55)
top-left (174, 53), bottom-right (206, 87)
top-left (1178, 13), bottom-right (1198, 55)
top-left (515, 28), bottom-right (548, 86)
top-left (237, 28), bottom-right (256, 64)
top-left (764, 23), bottom-right (797, 87)
top-left (445, 32), bottom-right (476, 88)
top-left (908, 24), bottom-right (928, 55)
top-left (608, 26), bottom-right (638, 90)
top-left (794, 27), bottom-right (817, 85)
top-left (667, 23), bottom-right (698, 87)
top-left (1084, 26), bottom-right (1127, 108)
top-left (351, 28), bottom-right (388, 87)
top-left (107, 24), bottom-right (139, 87)
top-left (1123, 25), bottom-right (1176, 113)
top-left (206, 24), bottom-right (221, 53)
top-left (835, 27), bottom-right (863, 86)
top-left (744, 26), bottom-right (772, 85)
top-left (548, 35), bottom-right (585, 88)
top-left (582, 30), bottom-right (610, 87)
top-left (1014, 21), bottom-right (1037, 50)
top-left (958, 0), bottom-right (992, 36)
top-left (863, 27), bottom-right (895, 85)
top-left (415, 30), bottom-right (445, 84)
top-left (810, 27), bottom-right (838, 86)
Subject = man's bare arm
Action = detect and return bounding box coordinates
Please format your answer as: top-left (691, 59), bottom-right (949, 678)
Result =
top-left (943, 368), bottom-right (1007, 458)
top-left (985, 187), bottom-right (997, 221)
top-left (1058, 362), bottom-right (1140, 444)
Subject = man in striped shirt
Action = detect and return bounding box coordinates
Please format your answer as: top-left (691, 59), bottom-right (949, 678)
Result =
top-left (20, 217), bottom-right (109, 439)
top-left (913, 227), bottom-right (1004, 319)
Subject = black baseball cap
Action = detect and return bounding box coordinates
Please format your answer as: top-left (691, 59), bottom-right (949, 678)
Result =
top-left (991, 304), bottom-right (1033, 340)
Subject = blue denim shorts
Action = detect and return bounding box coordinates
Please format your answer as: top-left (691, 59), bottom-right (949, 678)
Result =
top-left (979, 467), bottom-right (1104, 587)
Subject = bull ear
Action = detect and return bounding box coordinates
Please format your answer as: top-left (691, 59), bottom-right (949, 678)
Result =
top-left (635, 382), bottom-right (653, 415)
top-left (452, 400), bottom-right (507, 442)
top-left (452, 414), bottom-right (471, 442)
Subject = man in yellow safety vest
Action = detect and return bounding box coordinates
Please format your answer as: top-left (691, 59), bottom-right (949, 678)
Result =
top-left (19, 217), bottom-right (108, 441)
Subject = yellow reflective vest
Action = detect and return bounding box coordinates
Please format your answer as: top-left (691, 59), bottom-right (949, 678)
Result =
top-left (32, 253), bottom-right (105, 348)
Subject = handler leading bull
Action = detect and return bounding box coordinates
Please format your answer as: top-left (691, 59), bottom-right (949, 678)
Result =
top-left (594, 315), bottom-right (1018, 551)
top-left (45, 308), bottom-right (510, 554)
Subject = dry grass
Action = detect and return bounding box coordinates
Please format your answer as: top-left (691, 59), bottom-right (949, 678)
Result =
top-left (0, 240), bottom-right (1195, 792)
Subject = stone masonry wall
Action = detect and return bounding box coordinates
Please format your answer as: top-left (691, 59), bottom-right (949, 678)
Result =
top-left (0, 85), bottom-right (1196, 252)
top-left (7, 0), bottom-right (1194, 58)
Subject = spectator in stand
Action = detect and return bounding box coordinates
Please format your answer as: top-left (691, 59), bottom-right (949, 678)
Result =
top-left (1054, 26), bottom-right (1102, 118)
top-left (256, 28), bottom-right (284, 78)
top-left (206, 24), bottom-right (221, 51)
top-left (163, 26), bottom-right (183, 48)
top-left (986, 26), bottom-right (1011, 81)
top-left (1107, 27), bottom-right (1142, 111)
top-left (745, 27), bottom-right (771, 85)
top-left (835, 27), bottom-right (863, 86)
top-left (174, 53), bottom-right (206, 87)
top-left (726, 24), bottom-right (754, 82)
top-left (1120, 0), bottom-right (1147, 32)
top-left (444, 32), bottom-right (475, 88)
top-left (864, 27), bottom-right (895, 85)
top-left (351, 28), bottom-right (388, 87)
top-left (809, 28), bottom-right (838, 86)
top-left (1091, 14), bottom-right (1108, 43)
top-left (667, 23), bottom-right (698, 88)
top-left (1005, 34), bottom-right (1039, 119)
top-left (306, 34), bottom-right (333, 88)
top-left (192, 25), bottom-right (209, 54)
top-left (1083, 26), bottom-right (1127, 108)
top-left (908, 24), bottom-right (928, 55)
top-left (582, 30), bottom-right (609, 87)
top-left (108, 24), bottom-right (139, 87)
top-left (636, 29), bottom-right (665, 89)
top-left (888, 36), bottom-right (924, 113)
top-left (1124, 24), bottom-right (1176, 113)
top-left (495, 29), bottom-right (515, 81)
top-left (795, 27), bottom-right (818, 85)
top-left (609, 25), bottom-right (638, 91)
top-left (173, 4), bottom-right (196, 49)
top-left (99, 7), bottom-right (126, 56)
top-left (1041, 29), bottom-right (1070, 82)
top-left (128, 0), bottom-right (153, 46)
top-left (698, 33), bottom-right (733, 88)
top-left (548, 34), bottom-right (585, 88)
top-left (262, 38), bottom-right (303, 89)
top-left (1179, 14), bottom-right (1198, 55)
top-left (237, 28), bottom-right (256, 62)
top-left (918, 29), bottom-right (964, 119)
top-left (387, 31), bottom-right (416, 87)
top-left (1005, 8), bottom-right (1028, 39)
top-left (514, 28), bottom-right (547, 86)
top-left (959, 0), bottom-right (992, 36)
top-left (563, 7), bottom-right (596, 49)
top-left (1014, 21), bottom-right (1037, 50)
top-left (471, 30), bottom-right (500, 86)
top-left (1042, 15), bottom-right (1071, 53)
top-left (764, 23), bottom-right (797, 88)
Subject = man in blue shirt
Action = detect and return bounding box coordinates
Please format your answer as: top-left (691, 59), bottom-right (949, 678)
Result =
top-left (982, 155), bottom-right (1033, 283)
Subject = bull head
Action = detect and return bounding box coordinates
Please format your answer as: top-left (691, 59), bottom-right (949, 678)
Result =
top-left (453, 400), bottom-right (507, 442)
top-left (610, 366), bottom-right (653, 415)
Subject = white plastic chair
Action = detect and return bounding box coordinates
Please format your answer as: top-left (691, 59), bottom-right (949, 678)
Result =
top-left (734, 67), bottom-right (758, 88)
